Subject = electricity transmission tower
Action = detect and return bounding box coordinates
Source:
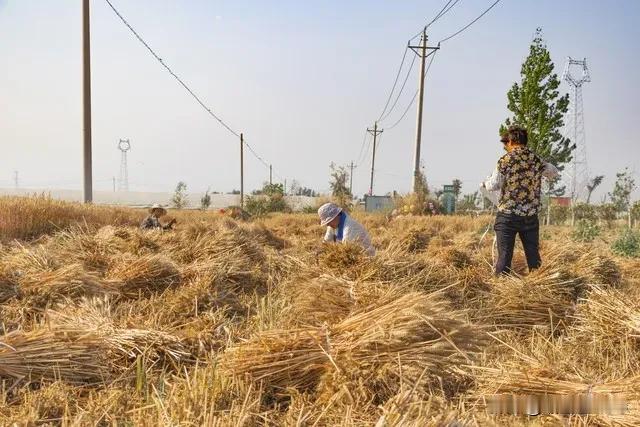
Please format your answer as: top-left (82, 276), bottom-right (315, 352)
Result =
top-left (117, 139), bottom-right (131, 191)
top-left (562, 57), bottom-right (591, 202)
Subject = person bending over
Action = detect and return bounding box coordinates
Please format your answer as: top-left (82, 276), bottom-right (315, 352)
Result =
top-left (140, 204), bottom-right (176, 230)
top-left (317, 202), bottom-right (375, 256)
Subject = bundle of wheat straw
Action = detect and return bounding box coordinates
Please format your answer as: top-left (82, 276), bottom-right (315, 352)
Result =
top-left (169, 227), bottom-right (265, 284)
top-left (222, 292), bottom-right (486, 399)
top-left (107, 254), bottom-right (181, 298)
top-left (473, 365), bottom-right (640, 396)
top-left (317, 243), bottom-right (368, 277)
top-left (0, 328), bottom-right (109, 384)
top-left (573, 252), bottom-right (622, 286)
top-left (43, 226), bottom-right (125, 270)
top-left (573, 285), bottom-right (640, 345)
top-left (478, 266), bottom-right (578, 331)
top-left (221, 327), bottom-right (327, 392)
top-left (17, 264), bottom-right (117, 308)
top-left (284, 275), bottom-right (356, 326)
top-left (393, 227), bottom-right (431, 253)
top-left (318, 292), bottom-right (485, 402)
top-left (47, 300), bottom-right (189, 366)
top-left (2, 243), bottom-right (60, 275)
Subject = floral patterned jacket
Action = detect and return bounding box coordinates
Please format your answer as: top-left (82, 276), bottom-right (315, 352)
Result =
top-left (484, 146), bottom-right (559, 216)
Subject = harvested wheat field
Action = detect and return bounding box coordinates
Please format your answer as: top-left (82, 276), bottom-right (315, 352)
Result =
top-left (1, 196), bottom-right (640, 426)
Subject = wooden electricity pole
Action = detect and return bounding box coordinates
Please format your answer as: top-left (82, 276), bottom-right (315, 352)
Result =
top-left (269, 165), bottom-right (273, 185)
top-left (240, 133), bottom-right (244, 208)
top-left (82, 0), bottom-right (93, 203)
top-left (408, 29), bottom-right (439, 193)
top-left (367, 122), bottom-right (383, 196)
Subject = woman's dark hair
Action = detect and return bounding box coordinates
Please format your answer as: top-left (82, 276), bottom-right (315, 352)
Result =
top-left (507, 125), bottom-right (528, 145)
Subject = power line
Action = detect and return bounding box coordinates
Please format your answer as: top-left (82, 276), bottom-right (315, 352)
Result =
top-left (354, 129), bottom-right (370, 167)
top-left (409, 0), bottom-right (463, 41)
top-left (385, 50), bottom-right (438, 131)
top-left (104, 0), bottom-right (278, 178)
top-left (378, 0), bottom-right (458, 124)
top-left (376, 47), bottom-right (409, 122)
top-left (439, 0), bottom-right (502, 43)
top-left (379, 54), bottom-right (417, 123)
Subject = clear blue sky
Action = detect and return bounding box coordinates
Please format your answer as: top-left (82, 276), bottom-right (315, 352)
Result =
top-left (1, 0), bottom-right (639, 200)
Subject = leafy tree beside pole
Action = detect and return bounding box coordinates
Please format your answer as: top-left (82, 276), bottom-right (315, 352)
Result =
top-left (609, 168), bottom-right (637, 227)
top-left (501, 28), bottom-right (574, 196)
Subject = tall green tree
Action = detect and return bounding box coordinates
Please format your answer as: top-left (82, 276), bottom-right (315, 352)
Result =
top-left (501, 28), bottom-right (574, 194)
top-left (171, 181), bottom-right (189, 209)
top-left (609, 168), bottom-right (636, 213)
top-left (329, 163), bottom-right (352, 207)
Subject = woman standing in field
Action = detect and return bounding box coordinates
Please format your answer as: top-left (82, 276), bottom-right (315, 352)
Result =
top-left (482, 125), bottom-right (559, 275)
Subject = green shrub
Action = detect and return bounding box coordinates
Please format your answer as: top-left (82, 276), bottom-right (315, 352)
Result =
top-left (611, 229), bottom-right (640, 258)
top-left (597, 203), bottom-right (617, 226)
top-left (244, 193), bottom-right (290, 217)
top-left (550, 205), bottom-right (569, 225)
top-left (573, 202), bottom-right (596, 221)
top-left (571, 219), bottom-right (600, 242)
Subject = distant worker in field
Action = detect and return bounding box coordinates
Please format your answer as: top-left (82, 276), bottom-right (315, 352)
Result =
top-left (140, 204), bottom-right (176, 230)
top-left (482, 125), bottom-right (559, 275)
top-left (318, 202), bottom-right (375, 256)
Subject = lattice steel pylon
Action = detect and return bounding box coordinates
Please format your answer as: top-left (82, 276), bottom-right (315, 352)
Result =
top-left (117, 139), bottom-right (131, 192)
top-left (562, 57), bottom-right (591, 202)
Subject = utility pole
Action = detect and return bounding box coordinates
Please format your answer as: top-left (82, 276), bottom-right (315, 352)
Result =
top-left (112, 176), bottom-right (116, 192)
top-left (367, 122), bottom-right (383, 196)
top-left (269, 165), bottom-right (273, 185)
top-left (13, 171), bottom-right (18, 190)
top-left (240, 133), bottom-right (244, 208)
top-left (408, 29), bottom-right (439, 193)
top-left (284, 178), bottom-right (287, 195)
top-left (349, 161), bottom-right (355, 195)
top-left (82, 0), bottom-right (93, 203)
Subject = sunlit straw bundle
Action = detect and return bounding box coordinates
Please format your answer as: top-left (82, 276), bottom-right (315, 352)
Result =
top-left (0, 327), bottom-right (109, 385)
top-left (572, 285), bottom-right (640, 346)
top-left (17, 264), bottom-right (117, 308)
top-left (107, 254), bottom-right (181, 298)
top-left (221, 292), bottom-right (486, 400)
top-left (573, 252), bottom-right (622, 287)
top-left (284, 275), bottom-right (356, 326)
top-left (47, 299), bottom-right (189, 367)
top-left (477, 266), bottom-right (578, 331)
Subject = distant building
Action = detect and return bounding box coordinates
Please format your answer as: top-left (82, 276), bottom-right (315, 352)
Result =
top-left (364, 195), bottom-right (394, 213)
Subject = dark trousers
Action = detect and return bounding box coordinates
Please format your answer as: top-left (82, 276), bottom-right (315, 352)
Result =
top-left (494, 212), bottom-right (541, 275)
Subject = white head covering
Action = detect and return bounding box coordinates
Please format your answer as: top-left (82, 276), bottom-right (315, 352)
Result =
top-left (318, 202), bottom-right (342, 226)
